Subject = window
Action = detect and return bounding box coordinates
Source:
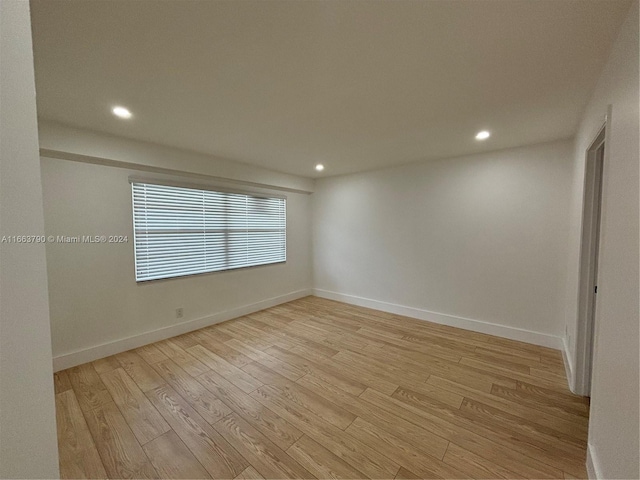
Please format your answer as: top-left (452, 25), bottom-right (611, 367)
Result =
top-left (131, 181), bottom-right (286, 282)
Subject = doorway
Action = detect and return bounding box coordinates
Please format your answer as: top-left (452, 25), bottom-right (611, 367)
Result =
top-left (575, 123), bottom-right (606, 396)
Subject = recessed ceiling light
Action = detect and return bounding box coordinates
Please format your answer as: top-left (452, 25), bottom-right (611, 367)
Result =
top-left (112, 106), bottom-right (132, 119)
top-left (315, 164), bottom-right (325, 172)
top-left (475, 130), bottom-right (491, 140)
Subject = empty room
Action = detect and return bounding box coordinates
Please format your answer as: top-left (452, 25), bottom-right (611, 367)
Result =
top-left (1, 0), bottom-right (638, 479)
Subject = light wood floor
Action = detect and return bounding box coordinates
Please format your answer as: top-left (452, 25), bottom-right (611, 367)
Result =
top-left (54, 296), bottom-right (589, 479)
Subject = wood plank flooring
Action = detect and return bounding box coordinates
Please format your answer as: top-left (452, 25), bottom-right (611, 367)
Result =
top-left (54, 296), bottom-right (589, 479)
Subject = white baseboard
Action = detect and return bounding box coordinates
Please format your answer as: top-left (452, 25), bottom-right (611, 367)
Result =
top-left (586, 443), bottom-right (601, 479)
top-left (52, 289), bottom-right (312, 372)
top-left (561, 336), bottom-right (576, 393)
top-left (313, 289), bottom-right (563, 350)
top-left (54, 287), bottom-right (565, 371)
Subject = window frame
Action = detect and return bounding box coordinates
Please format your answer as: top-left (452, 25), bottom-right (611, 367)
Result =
top-left (130, 178), bottom-right (287, 283)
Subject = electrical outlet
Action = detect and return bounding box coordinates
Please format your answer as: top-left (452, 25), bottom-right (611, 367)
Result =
top-left (176, 307), bottom-right (184, 319)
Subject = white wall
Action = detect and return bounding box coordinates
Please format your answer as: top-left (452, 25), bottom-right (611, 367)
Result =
top-left (0, 1), bottom-right (60, 477)
top-left (563, 2), bottom-right (639, 478)
top-left (40, 129), bottom-right (313, 370)
top-left (313, 139), bottom-right (573, 346)
top-left (39, 120), bottom-right (314, 194)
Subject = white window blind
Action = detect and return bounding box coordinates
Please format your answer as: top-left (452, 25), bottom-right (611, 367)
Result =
top-left (131, 182), bottom-right (286, 282)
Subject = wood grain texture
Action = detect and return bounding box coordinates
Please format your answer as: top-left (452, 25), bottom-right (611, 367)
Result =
top-left (54, 296), bottom-right (588, 479)
top-left (151, 359), bottom-right (232, 425)
top-left (286, 435), bottom-right (367, 479)
top-left (360, 387), bottom-right (564, 479)
top-left (135, 344), bottom-right (169, 365)
top-left (100, 367), bottom-right (170, 444)
top-left (146, 384), bottom-right (248, 479)
top-left (191, 330), bottom-right (253, 368)
top-left (54, 370), bottom-right (72, 394)
top-left (213, 413), bottom-right (313, 479)
top-left (443, 442), bottom-right (523, 479)
top-left (234, 466), bottom-right (265, 480)
top-left (155, 338), bottom-right (211, 377)
top-left (345, 416), bottom-right (465, 478)
top-left (142, 430), bottom-right (211, 479)
top-left (197, 368), bottom-right (303, 450)
top-left (265, 346), bottom-right (370, 396)
top-left (268, 381), bottom-right (357, 430)
top-left (116, 350), bottom-right (165, 392)
top-left (83, 401), bottom-right (158, 479)
top-left (427, 375), bottom-right (588, 441)
top-left (394, 466), bottom-right (422, 479)
top-left (92, 355), bottom-right (121, 375)
top-left (241, 360), bottom-right (293, 387)
top-left (296, 374), bottom-right (450, 461)
top-left (251, 384), bottom-right (400, 479)
top-left (188, 345), bottom-right (263, 393)
top-left (55, 390), bottom-right (107, 479)
top-left (67, 363), bottom-right (113, 413)
top-left (227, 338), bottom-right (306, 381)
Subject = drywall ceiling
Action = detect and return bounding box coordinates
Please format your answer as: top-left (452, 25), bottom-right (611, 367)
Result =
top-left (30, 0), bottom-right (631, 177)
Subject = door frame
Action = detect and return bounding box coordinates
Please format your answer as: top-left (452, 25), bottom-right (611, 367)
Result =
top-left (574, 108), bottom-right (611, 396)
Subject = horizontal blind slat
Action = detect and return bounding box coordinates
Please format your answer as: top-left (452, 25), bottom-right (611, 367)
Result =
top-left (132, 182), bottom-right (286, 282)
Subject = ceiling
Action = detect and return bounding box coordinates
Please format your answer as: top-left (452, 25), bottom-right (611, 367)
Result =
top-left (30, 0), bottom-right (631, 178)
